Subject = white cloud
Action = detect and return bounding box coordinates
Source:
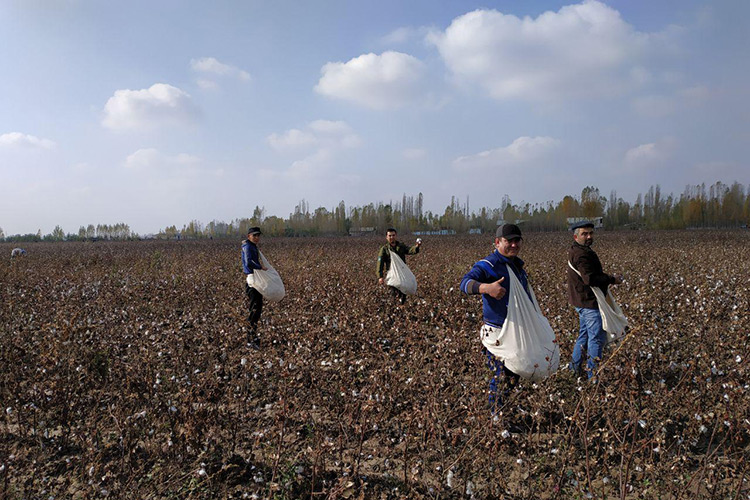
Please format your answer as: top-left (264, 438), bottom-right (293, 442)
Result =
top-left (124, 148), bottom-right (200, 170)
top-left (623, 137), bottom-right (676, 168)
top-left (0, 132), bottom-right (56, 149)
top-left (259, 149), bottom-right (358, 188)
top-left (453, 136), bottom-right (561, 170)
top-left (625, 143), bottom-right (659, 163)
top-left (381, 27), bottom-right (415, 45)
top-left (267, 120), bottom-right (361, 153)
top-left (309, 120), bottom-right (362, 148)
top-left (190, 57), bottom-right (251, 88)
top-left (308, 119), bottom-right (349, 135)
top-left (102, 83), bottom-right (197, 131)
top-left (402, 148), bottom-right (427, 160)
top-left (262, 120), bottom-right (363, 194)
top-left (71, 162), bottom-right (92, 173)
top-left (428, 1), bottom-right (665, 102)
top-left (631, 95), bottom-right (678, 118)
top-left (632, 85), bottom-right (712, 117)
top-left (679, 85), bottom-right (711, 101)
top-left (267, 129), bottom-right (318, 151)
top-left (381, 26), bottom-right (430, 46)
top-left (196, 79), bottom-right (219, 90)
top-left (315, 51), bottom-right (427, 109)
top-left (286, 149), bottom-right (334, 181)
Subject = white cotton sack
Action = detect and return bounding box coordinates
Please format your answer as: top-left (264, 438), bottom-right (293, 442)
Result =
top-left (481, 265), bottom-right (560, 380)
top-left (591, 287), bottom-right (628, 343)
top-left (385, 251), bottom-right (417, 295)
top-left (249, 251), bottom-right (285, 302)
top-left (567, 261), bottom-right (628, 343)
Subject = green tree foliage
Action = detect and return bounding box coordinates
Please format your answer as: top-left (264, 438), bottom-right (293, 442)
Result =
top-left (158, 182), bottom-right (744, 237)
top-left (16, 182), bottom-right (746, 243)
top-left (43, 225), bottom-right (65, 241)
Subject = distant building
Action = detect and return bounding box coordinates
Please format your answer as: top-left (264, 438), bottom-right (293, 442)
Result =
top-left (413, 229), bottom-right (456, 236)
top-left (349, 226), bottom-right (376, 236)
top-left (567, 217), bottom-right (604, 230)
top-left (496, 219), bottom-right (526, 227)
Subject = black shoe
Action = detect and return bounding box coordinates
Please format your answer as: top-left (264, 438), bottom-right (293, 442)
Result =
top-left (246, 327), bottom-right (260, 349)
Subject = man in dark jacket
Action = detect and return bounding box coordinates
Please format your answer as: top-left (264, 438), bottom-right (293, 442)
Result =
top-left (241, 227), bottom-right (267, 348)
top-left (567, 221), bottom-right (622, 378)
top-left (376, 228), bottom-right (421, 304)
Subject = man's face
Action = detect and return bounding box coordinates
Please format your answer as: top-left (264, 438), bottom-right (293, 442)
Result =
top-left (248, 233), bottom-right (261, 244)
top-left (574, 228), bottom-right (594, 246)
top-left (495, 236), bottom-right (522, 258)
top-left (386, 231), bottom-right (397, 245)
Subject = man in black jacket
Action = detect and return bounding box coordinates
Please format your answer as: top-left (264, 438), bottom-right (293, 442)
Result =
top-left (567, 221), bottom-right (622, 378)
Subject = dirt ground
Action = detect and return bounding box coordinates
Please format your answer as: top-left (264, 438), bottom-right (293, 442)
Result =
top-left (1, 230), bottom-right (749, 499)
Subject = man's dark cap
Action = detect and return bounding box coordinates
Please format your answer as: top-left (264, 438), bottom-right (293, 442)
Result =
top-left (248, 226), bottom-right (262, 235)
top-left (570, 221), bottom-right (595, 231)
top-left (496, 223), bottom-right (522, 240)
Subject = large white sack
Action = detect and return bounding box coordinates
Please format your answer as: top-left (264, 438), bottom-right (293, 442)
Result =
top-left (481, 265), bottom-right (560, 380)
top-left (385, 251), bottom-right (417, 295)
top-left (591, 287), bottom-right (627, 342)
top-left (248, 251), bottom-right (285, 302)
top-left (568, 261), bottom-right (627, 343)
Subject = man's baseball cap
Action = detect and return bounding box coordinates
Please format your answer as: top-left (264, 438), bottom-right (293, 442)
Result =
top-left (248, 226), bottom-right (262, 235)
top-left (570, 220), bottom-right (595, 231)
top-left (496, 223), bottom-right (522, 240)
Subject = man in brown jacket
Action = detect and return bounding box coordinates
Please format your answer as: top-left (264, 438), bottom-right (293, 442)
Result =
top-left (567, 221), bottom-right (623, 379)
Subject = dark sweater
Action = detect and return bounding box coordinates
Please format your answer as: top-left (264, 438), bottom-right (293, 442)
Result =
top-left (567, 242), bottom-right (615, 308)
top-left (376, 241), bottom-right (419, 278)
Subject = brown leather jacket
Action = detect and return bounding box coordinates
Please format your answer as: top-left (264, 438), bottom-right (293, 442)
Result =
top-left (567, 242), bottom-right (616, 308)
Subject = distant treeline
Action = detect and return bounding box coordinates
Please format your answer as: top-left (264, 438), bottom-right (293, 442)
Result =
top-left (2, 181), bottom-right (748, 242)
top-left (2, 223), bottom-right (135, 243)
top-left (163, 182), bottom-right (748, 238)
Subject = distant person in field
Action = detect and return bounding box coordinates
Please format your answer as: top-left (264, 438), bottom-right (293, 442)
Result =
top-left (567, 221), bottom-right (623, 379)
top-left (11, 248), bottom-right (27, 259)
top-left (376, 227), bottom-right (421, 305)
top-left (241, 227), bottom-right (267, 348)
top-left (460, 224), bottom-right (528, 412)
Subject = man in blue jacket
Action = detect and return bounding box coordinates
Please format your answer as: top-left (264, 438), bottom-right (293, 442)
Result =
top-left (461, 223), bottom-right (531, 413)
top-left (241, 227), bottom-right (267, 348)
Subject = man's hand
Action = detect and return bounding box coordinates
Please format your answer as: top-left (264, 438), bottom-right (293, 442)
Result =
top-left (378, 277), bottom-right (384, 285)
top-left (479, 277), bottom-right (506, 299)
top-left (612, 274), bottom-right (623, 285)
top-left (261, 265), bottom-right (268, 271)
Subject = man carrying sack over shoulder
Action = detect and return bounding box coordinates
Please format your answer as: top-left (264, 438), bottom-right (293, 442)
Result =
top-left (241, 226), bottom-right (267, 348)
top-left (376, 227), bottom-right (421, 305)
top-left (461, 224), bottom-right (559, 415)
top-left (567, 221), bottom-right (625, 380)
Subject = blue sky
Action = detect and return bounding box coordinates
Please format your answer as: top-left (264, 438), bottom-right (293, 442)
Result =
top-left (1, 0), bottom-right (747, 235)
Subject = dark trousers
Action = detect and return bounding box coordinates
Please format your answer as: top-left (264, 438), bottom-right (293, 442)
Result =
top-left (484, 348), bottom-right (520, 413)
top-left (245, 284), bottom-right (263, 332)
top-left (389, 285), bottom-right (407, 305)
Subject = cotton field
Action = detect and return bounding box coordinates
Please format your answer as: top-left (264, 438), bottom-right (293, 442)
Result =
top-left (1, 231), bottom-right (748, 499)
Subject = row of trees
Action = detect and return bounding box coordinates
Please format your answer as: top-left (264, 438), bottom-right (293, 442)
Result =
top-left (2, 181), bottom-right (748, 242)
top-left (2, 223), bottom-right (133, 243)
top-left (161, 181), bottom-right (749, 238)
